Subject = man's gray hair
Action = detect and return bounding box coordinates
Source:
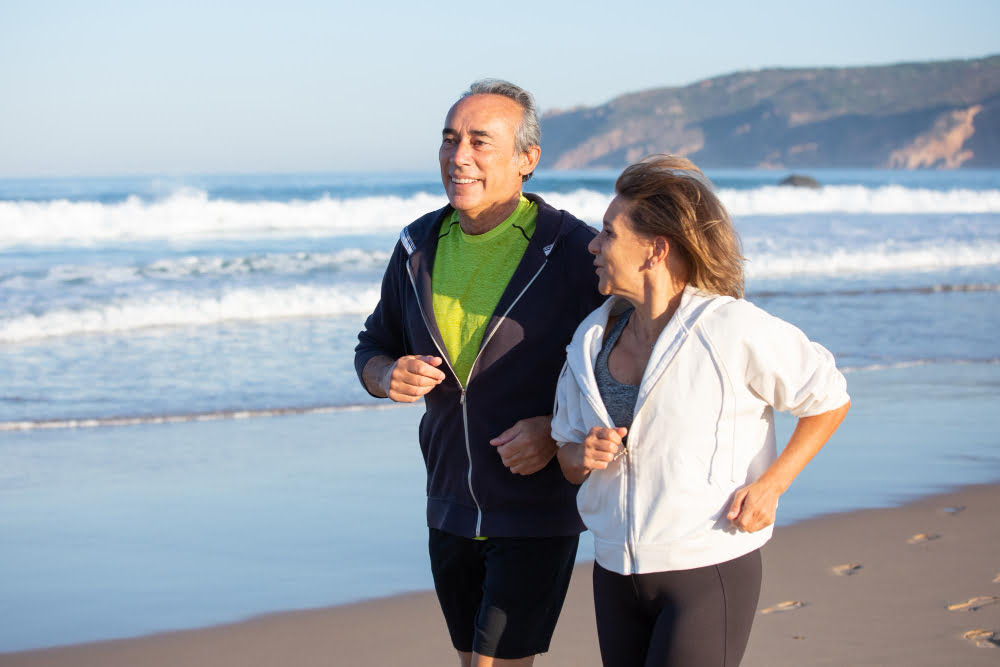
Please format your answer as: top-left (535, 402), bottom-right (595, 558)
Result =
top-left (460, 79), bottom-right (541, 182)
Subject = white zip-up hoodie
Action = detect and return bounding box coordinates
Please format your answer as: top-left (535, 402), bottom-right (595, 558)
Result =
top-left (551, 285), bottom-right (850, 575)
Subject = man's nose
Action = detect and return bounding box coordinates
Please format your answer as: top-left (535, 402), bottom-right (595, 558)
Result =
top-left (453, 139), bottom-right (473, 165)
top-left (587, 235), bottom-right (600, 255)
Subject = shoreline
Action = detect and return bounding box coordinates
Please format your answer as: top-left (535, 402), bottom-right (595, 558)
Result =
top-left (5, 356), bottom-right (997, 433)
top-left (3, 482), bottom-right (998, 666)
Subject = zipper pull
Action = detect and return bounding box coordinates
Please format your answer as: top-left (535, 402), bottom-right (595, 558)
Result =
top-left (460, 389), bottom-right (466, 406)
top-left (614, 433), bottom-right (628, 460)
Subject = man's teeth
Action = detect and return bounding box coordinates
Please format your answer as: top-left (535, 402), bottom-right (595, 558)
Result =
top-left (452, 178), bottom-right (479, 184)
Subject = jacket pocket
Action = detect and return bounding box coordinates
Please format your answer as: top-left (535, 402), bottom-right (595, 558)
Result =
top-left (576, 461), bottom-right (627, 542)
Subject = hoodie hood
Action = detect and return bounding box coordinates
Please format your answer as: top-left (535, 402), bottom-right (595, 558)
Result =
top-left (565, 287), bottom-right (734, 428)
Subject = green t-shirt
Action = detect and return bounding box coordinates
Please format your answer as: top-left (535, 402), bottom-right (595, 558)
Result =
top-left (432, 196), bottom-right (538, 387)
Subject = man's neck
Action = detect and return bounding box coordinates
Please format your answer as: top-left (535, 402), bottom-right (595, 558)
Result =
top-left (457, 193), bottom-right (522, 235)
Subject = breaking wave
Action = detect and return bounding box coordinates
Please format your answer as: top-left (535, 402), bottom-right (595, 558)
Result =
top-left (0, 284), bottom-right (380, 342)
top-left (4, 185), bottom-right (1000, 247)
top-left (746, 242), bottom-right (1000, 278)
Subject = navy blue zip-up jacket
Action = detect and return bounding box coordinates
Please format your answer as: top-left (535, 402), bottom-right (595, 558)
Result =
top-left (354, 193), bottom-right (605, 538)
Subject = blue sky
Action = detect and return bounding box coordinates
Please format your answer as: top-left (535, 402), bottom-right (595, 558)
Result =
top-left (1, 0), bottom-right (997, 177)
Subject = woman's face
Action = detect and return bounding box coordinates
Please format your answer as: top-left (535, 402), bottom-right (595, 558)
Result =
top-left (588, 195), bottom-right (655, 298)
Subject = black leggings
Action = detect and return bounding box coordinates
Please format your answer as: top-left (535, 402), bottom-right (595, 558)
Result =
top-left (593, 549), bottom-right (762, 667)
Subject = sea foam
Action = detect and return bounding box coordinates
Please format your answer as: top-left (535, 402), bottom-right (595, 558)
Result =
top-left (540, 186), bottom-right (1000, 222)
top-left (4, 185), bottom-right (1000, 247)
top-left (0, 284), bottom-right (381, 342)
top-left (0, 249), bottom-right (391, 289)
top-left (0, 189), bottom-right (443, 247)
top-left (746, 241), bottom-right (1000, 277)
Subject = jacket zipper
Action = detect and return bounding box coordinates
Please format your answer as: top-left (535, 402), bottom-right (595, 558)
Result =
top-left (583, 295), bottom-right (727, 574)
top-left (403, 261), bottom-right (482, 531)
top-left (462, 260), bottom-right (548, 536)
top-left (406, 258), bottom-right (548, 537)
top-left (624, 442), bottom-right (638, 574)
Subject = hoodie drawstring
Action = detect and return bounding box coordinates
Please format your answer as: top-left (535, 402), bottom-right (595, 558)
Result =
top-left (698, 326), bottom-right (738, 484)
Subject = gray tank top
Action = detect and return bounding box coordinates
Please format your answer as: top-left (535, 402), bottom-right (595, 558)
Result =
top-left (595, 307), bottom-right (640, 430)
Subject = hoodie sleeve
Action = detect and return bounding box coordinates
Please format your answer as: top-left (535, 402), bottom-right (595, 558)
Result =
top-left (551, 360), bottom-right (593, 445)
top-left (354, 240), bottom-right (409, 397)
top-left (739, 303), bottom-right (850, 418)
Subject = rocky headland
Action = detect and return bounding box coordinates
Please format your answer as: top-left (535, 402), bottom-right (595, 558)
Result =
top-left (540, 55), bottom-right (1000, 170)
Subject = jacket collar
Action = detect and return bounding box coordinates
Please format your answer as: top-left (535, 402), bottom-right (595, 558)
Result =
top-left (567, 286), bottom-right (731, 410)
top-left (401, 193), bottom-right (573, 383)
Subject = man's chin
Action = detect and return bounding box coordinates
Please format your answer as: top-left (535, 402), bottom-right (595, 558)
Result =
top-left (446, 194), bottom-right (480, 215)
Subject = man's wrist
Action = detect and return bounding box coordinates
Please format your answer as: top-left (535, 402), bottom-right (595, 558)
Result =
top-left (361, 355), bottom-right (395, 398)
top-left (379, 360), bottom-right (396, 397)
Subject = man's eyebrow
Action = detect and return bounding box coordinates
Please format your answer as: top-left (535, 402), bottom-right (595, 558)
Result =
top-left (441, 128), bottom-right (493, 138)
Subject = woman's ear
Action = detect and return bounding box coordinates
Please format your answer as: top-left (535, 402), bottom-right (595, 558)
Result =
top-left (649, 236), bottom-right (669, 267)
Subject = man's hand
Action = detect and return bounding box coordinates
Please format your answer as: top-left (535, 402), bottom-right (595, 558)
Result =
top-left (489, 415), bottom-right (558, 475)
top-left (364, 355), bottom-right (446, 402)
top-left (556, 426), bottom-right (626, 484)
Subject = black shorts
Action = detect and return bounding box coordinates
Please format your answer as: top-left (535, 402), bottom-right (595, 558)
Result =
top-left (428, 528), bottom-right (579, 659)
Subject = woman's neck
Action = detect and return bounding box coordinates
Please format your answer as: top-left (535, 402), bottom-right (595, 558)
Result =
top-left (627, 274), bottom-right (688, 345)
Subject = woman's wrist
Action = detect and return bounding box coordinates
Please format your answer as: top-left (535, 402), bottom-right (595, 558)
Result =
top-left (556, 441), bottom-right (589, 485)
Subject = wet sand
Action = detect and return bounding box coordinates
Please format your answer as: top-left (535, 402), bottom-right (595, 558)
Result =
top-left (2, 483), bottom-right (998, 667)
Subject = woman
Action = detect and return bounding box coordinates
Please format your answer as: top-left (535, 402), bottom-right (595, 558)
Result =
top-left (552, 155), bottom-right (850, 667)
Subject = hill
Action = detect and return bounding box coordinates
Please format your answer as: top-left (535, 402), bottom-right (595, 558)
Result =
top-left (539, 55), bottom-right (1000, 169)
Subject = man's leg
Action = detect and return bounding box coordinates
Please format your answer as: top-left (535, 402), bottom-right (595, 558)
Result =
top-left (473, 534), bottom-right (579, 661)
top-left (430, 529), bottom-right (485, 660)
top-left (467, 652), bottom-right (534, 666)
top-left (431, 529), bottom-right (577, 665)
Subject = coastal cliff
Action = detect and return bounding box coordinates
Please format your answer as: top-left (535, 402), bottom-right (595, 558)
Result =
top-left (540, 55), bottom-right (1000, 169)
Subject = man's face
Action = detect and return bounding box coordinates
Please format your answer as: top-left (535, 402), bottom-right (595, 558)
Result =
top-left (439, 94), bottom-right (532, 221)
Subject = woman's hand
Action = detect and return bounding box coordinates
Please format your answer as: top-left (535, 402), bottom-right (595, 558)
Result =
top-left (728, 401), bottom-right (851, 532)
top-left (556, 426), bottom-right (627, 485)
top-left (727, 479), bottom-right (782, 532)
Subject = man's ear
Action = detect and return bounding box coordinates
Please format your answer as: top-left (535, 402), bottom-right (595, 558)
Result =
top-left (519, 145), bottom-right (541, 177)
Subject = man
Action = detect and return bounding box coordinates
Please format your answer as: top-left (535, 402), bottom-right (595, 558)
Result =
top-left (355, 79), bottom-right (604, 666)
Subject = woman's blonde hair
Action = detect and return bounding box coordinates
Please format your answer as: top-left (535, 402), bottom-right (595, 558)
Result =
top-left (615, 155), bottom-right (745, 299)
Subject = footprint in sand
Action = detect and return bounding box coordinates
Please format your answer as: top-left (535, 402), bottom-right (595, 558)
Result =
top-left (761, 600), bottom-right (806, 614)
top-left (963, 629), bottom-right (1000, 648)
top-left (948, 596), bottom-right (1000, 612)
top-left (831, 563), bottom-right (862, 576)
top-left (907, 532), bottom-right (940, 544)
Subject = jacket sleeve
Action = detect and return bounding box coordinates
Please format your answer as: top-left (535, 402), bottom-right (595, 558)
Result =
top-left (551, 361), bottom-right (593, 445)
top-left (740, 304), bottom-right (850, 417)
top-left (354, 240), bottom-right (409, 397)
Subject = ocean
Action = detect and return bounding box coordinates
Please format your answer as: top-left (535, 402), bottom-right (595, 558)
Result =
top-left (1, 168), bottom-right (999, 650)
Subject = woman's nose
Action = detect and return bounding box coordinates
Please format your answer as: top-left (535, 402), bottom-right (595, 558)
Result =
top-left (587, 235), bottom-right (600, 255)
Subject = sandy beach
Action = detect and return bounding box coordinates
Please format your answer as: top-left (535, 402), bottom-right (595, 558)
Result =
top-left (2, 482), bottom-right (997, 667)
